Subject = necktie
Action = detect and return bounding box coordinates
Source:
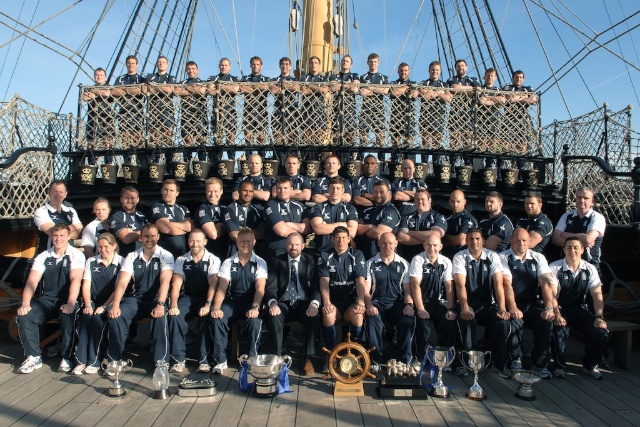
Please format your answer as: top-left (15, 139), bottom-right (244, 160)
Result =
top-left (289, 260), bottom-right (299, 306)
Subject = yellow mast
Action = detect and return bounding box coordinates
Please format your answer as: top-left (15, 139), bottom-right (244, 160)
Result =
top-left (300, 0), bottom-right (334, 75)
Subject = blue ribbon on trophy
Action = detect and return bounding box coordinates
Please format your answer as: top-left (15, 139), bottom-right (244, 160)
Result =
top-left (238, 358), bottom-right (253, 392)
top-left (277, 358), bottom-right (292, 394)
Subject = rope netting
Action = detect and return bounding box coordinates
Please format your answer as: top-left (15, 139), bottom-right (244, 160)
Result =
top-left (76, 82), bottom-right (541, 154)
top-left (0, 150), bottom-right (53, 220)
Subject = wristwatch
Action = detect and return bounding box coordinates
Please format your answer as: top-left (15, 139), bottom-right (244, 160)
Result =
top-left (251, 304), bottom-right (260, 310)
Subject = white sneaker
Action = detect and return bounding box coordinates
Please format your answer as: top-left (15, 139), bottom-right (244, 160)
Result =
top-left (18, 355), bottom-right (43, 374)
top-left (58, 359), bottom-right (72, 373)
top-left (72, 364), bottom-right (86, 375)
top-left (197, 363), bottom-right (211, 373)
top-left (84, 365), bottom-right (99, 374)
top-left (170, 362), bottom-right (185, 373)
top-left (212, 361), bottom-right (227, 375)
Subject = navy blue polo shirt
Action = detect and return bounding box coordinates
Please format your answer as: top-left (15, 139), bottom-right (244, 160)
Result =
top-left (318, 248), bottom-right (366, 301)
top-left (452, 248), bottom-right (503, 308)
top-left (391, 178), bottom-right (428, 216)
top-left (310, 201), bottom-right (358, 253)
top-left (365, 253), bottom-right (410, 309)
top-left (399, 209), bottom-right (448, 260)
top-left (352, 175), bottom-right (390, 198)
top-left (32, 246), bottom-right (85, 300)
top-left (356, 202), bottom-right (401, 259)
top-left (446, 75), bottom-right (479, 87)
top-left (149, 202), bottom-right (191, 257)
top-left (174, 250), bottom-right (221, 299)
top-left (479, 212), bottom-right (514, 253)
top-left (218, 253), bottom-right (268, 304)
top-left (224, 202), bottom-right (264, 232)
top-left (195, 202), bottom-right (227, 255)
top-left (549, 259), bottom-right (601, 307)
top-left (109, 209), bottom-right (147, 256)
top-left (121, 246), bottom-right (174, 301)
top-left (274, 174), bottom-right (312, 192)
top-left (444, 210), bottom-right (478, 256)
top-left (84, 254), bottom-right (122, 305)
top-left (329, 72), bottom-right (359, 83)
top-left (499, 249), bottom-right (551, 305)
top-left (515, 212), bottom-right (553, 253)
top-left (409, 253), bottom-right (453, 304)
top-left (554, 209), bottom-right (606, 267)
top-left (233, 174), bottom-right (273, 193)
top-left (264, 198), bottom-right (309, 255)
top-left (312, 175), bottom-right (353, 197)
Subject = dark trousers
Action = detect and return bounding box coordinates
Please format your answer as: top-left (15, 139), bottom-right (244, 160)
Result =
top-left (106, 296), bottom-right (169, 362)
top-left (18, 296), bottom-right (78, 359)
top-left (210, 300), bottom-right (262, 364)
top-left (508, 303), bottom-right (553, 369)
top-left (552, 305), bottom-right (608, 370)
top-left (168, 295), bottom-right (212, 364)
top-left (457, 304), bottom-right (512, 372)
top-left (366, 301), bottom-right (416, 364)
top-left (263, 300), bottom-right (320, 357)
top-left (415, 301), bottom-right (457, 361)
top-left (75, 302), bottom-right (108, 367)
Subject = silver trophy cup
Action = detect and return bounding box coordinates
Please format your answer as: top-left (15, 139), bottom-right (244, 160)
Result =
top-left (240, 354), bottom-right (292, 398)
top-left (426, 346), bottom-right (455, 398)
top-left (461, 350), bottom-right (491, 400)
top-left (102, 359), bottom-right (133, 397)
top-left (513, 370), bottom-right (542, 401)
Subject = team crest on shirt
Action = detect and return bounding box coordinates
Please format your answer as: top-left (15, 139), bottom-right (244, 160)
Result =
top-left (408, 219), bottom-right (416, 228)
top-left (154, 263), bottom-right (158, 270)
top-left (199, 210), bottom-right (205, 218)
top-left (63, 259), bottom-right (68, 267)
top-left (136, 264), bottom-right (143, 269)
top-left (364, 214), bottom-right (370, 220)
top-left (153, 207), bottom-right (160, 215)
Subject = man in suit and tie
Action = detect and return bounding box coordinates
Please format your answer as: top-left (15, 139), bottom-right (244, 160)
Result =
top-left (264, 233), bottom-right (321, 375)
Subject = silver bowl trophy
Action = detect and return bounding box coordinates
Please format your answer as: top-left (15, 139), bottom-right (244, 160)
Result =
top-left (239, 354), bottom-right (291, 398)
top-left (512, 370), bottom-right (542, 401)
top-left (102, 359), bottom-right (133, 397)
top-left (426, 346), bottom-right (455, 398)
top-left (461, 350), bottom-right (491, 400)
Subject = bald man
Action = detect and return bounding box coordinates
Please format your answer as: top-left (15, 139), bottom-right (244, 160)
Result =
top-left (442, 189), bottom-right (478, 259)
top-left (232, 154), bottom-right (272, 203)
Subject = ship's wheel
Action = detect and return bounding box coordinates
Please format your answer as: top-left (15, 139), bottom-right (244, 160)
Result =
top-left (322, 333), bottom-right (376, 396)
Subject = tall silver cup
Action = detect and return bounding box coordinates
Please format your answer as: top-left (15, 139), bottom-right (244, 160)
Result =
top-left (102, 359), bottom-right (133, 397)
top-left (426, 346), bottom-right (455, 398)
top-left (461, 350), bottom-right (491, 400)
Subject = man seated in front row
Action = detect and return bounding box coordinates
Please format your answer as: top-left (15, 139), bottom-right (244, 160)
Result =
top-left (318, 226), bottom-right (367, 373)
top-left (210, 227), bottom-right (267, 374)
top-left (167, 229), bottom-right (221, 373)
top-left (364, 232), bottom-right (414, 372)
top-left (500, 228), bottom-right (555, 379)
top-left (17, 224), bottom-right (85, 374)
top-left (454, 228), bottom-right (512, 377)
top-left (265, 232), bottom-right (321, 375)
top-left (409, 234), bottom-right (457, 366)
top-left (106, 224), bottom-right (174, 366)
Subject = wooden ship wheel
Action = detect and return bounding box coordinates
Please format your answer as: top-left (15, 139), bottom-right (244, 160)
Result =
top-left (322, 333), bottom-right (376, 397)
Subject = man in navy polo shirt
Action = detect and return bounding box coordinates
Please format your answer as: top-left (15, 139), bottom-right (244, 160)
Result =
top-left (239, 56), bottom-right (271, 145)
top-left (311, 154), bottom-right (353, 204)
top-left (356, 180), bottom-right (401, 259)
top-left (311, 177), bottom-right (359, 255)
top-left (389, 62), bottom-right (417, 147)
top-left (34, 180), bottom-right (83, 253)
top-left (232, 154), bottom-right (272, 203)
top-left (352, 155), bottom-right (390, 212)
top-left (106, 223), bottom-right (174, 365)
top-left (210, 227), bottom-right (268, 374)
top-left (551, 187), bottom-right (606, 274)
top-left (111, 55), bottom-right (146, 148)
top-left (419, 60), bottom-right (452, 149)
top-left (195, 177), bottom-right (228, 260)
top-left (479, 191), bottom-right (513, 253)
top-left (515, 192), bottom-right (553, 253)
top-left (360, 53), bottom-right (390, 147)
top-left (207, 58), bottom-right (240, 146)
top-left (442, 189), bottom-right (478, 259)
top-left (174, 61), bottom-right (208, 147)
top-left (150, 179), bottom-right (191, 258)
top-left (454, 228), bottom-right (511, 377)
top-left (329, 55), bottom-right (359, 146)
top-left (270, 57), bottom-right (300, 145)
top-left (271, 154), bottom-right (312, 202)
top-left (410, 234), bottom-right (457, 364)
top-left (17, 223), bottom-right (85, 374)
top-left (397, 189), bottom-right (447, 261)
top-left (501, 70), bottom-right (537, 154)
top-left (299, 56), bottom-right (329, 145)
top-left (364, 233), bottom-right (414, 371)
top-left (264, 176), bottom-right (310, 256)
top-left (318, 226), bottom-right (367, 373)
top-left (446, 59), bottom-right (479, 150)
top-left (109, 186), bottom-right (147, 257)
top-left (145, 55), bottom-right (177, 147)
top-left (167, 229), bottom-right (221, 373)
top-left (391, 158), bottom-right (427, 217)
top-left (500, 228), bottom-right (555, 378)
top-left (225, 180), bottom-right (265, 255)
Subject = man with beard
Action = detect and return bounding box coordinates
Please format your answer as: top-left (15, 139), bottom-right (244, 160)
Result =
top-left (355, 180), bottom-right (401, 259)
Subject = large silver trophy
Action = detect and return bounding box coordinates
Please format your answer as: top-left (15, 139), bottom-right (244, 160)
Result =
top-left (513, 370), bottom-right (542, 401)
top-left (239, 354), bottom-right (291, 398)
top-left (102, 359), bottom-right (133, 397)
top-left (426, 346), bottom-right (455, 398)
top-left (461, 350), bottom-right (491, 400)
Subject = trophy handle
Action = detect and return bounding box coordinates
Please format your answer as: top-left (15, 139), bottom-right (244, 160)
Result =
top-left (238, 354), bottom-right (249, 365)
top-left (283, 355), bottom-right (292, 367)
top-left (425, 346), bottom-right (435, 366)
top-left (483, 351), bottom-right (492, 371)
top-left (101, 360), bottom-right (108, 371)
top-left (460, 351), bottom-right (471, 371)
top-left (125, 359), bottom-right (133, 371)
top-left (448, 347), bottom-right (456, 365)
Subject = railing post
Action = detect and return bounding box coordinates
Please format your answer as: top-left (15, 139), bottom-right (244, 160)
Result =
top-left (603, 102), bottom-right (609, 165)
top-left (561, 143), bottom-right (570, 210)
top-left (631, 157), bottom-right (640, 258)
top-left (537, 91), bottom-right (542, 155)
top-left (552, 120), bottom-right (559, 184)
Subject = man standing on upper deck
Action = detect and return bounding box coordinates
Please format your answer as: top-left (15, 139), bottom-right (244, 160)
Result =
top-left (419, 61), bottom-right (452, 149)
top-left (329, 55), bottom-right (359, 146)
top-left (208, 58), bottom-right (240, 146)
top-left (446, 59), bottom-right (479, 150)
top-left (299, 56), bottom-right (329, 145)
top-left (389, 62), bottom-right (417, 147)
top-left (239, 56), bottom-right (271, 145)
top-left (174, 61), bottom-right (208, 147)
top-left (145, 56), bottom-right (176, 147)
top-left (501, 70), bottom-right (537, 154)
top-left (270, 57), bottom-right (300, 145)
top-left (111, 55), bottom-right (146, 148)
top-left (360, 53), bottom-right (390, 147)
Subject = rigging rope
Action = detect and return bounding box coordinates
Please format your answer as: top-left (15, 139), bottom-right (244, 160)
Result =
top-left (251, 0), bottom-right (257, 57)
top-left (351, 0), bottom-right (366, 67)
top-left (207, 0), bottom-right (242, 71)
top-left (411, 6), bottom-right (433, 71)
top-left (390, 0), bottom-right (425, 75)
top-left (231, 0), bottom-right (243, 75)
top-left (0, 0), bottom-right (26, 85)
top-left (522, 0), bottom-right (572, 118)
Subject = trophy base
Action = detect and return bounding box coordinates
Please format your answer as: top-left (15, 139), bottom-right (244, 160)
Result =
top-left (152, 388), bottom-right (172, 399)
top-left (429, 385), bottom-right (450, 399)
top-left (253, 379), bottom-right (278, 398)
top-left (466, 391), bottom-right (487, 401)
top-left (377, 382), bottom-right (429, 399)
top-left (515, 390), bottom-right (536, 401)
top-left (107, 387), bottom-right (126, 397)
